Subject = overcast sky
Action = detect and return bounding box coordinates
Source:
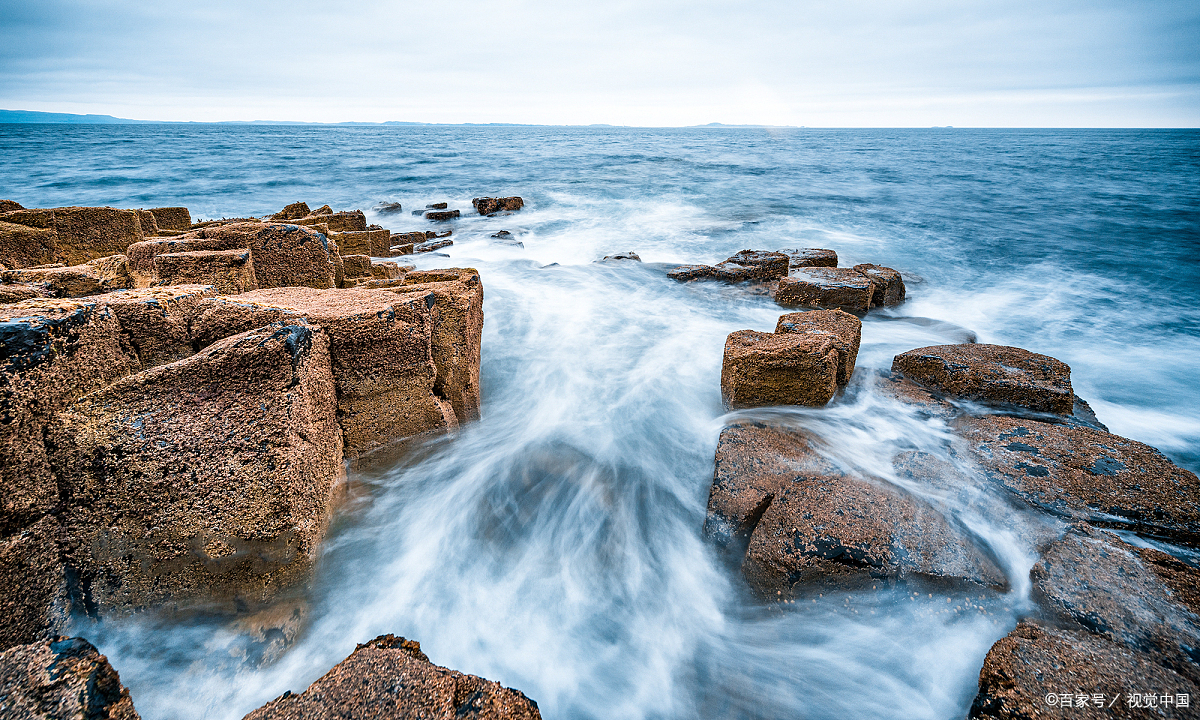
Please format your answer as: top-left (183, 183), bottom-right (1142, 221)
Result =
top-left (0, 0), bottom-right (1197, 126)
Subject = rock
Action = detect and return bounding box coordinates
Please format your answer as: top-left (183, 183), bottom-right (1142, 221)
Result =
top-left (602, 251), bottom-right (641, 261)
top-left (185, 222), bottom-right (337, 290)
top-left (424, 209), bottom-right (461, 221)
top-left (415, 238), bottom-right (454, 253)
top-left (375, 202), bottom-right (403, 215)
top-left (1030, 524), bottom-right (1200, 680)
top-left (1, 255), bottom-right (131, 298)
top-left (491, 230), bottom-right (512, 238)
top-left (956, 415), bottom-right (1200, 545)
top-left (385, 269), bottom-right (484, 424)
top-left (0, 206), bottom-right (144, 266)
top-left (50, 322), bottom-right (344, 612)
top-left (0, 200), bottom-right (23, 213)
top-left (778, 248), bottom-right (838, 268)
top-left (0, 636), bottom-right (141, 719)
top-left (308, 205), bottom-right (333, 217)
top-left (390, 242), bottom-right (415, 256)
top-left (472, 196), bottom-right (525, 215)
top-left (667, 265), bottom-right (716, 282)
top-left (892, 343), bottom-right (1074, 414)
top-left (0, 299), bottom-right (140, 531)
top-left (970, 621), bottom-right (1198, 719)
top-left (193, 288), bottom-right (458, 456)
top-left (428, 230), bottom-right (453, 239)
top-left (243, 634), bottom-right (540, 720)
top-left (331, 228), bottom-right (391, 257)
top-left (137, 210), bottom-right (159, 237)
top-left (371, 261), bottom-right (403, 280)
top-left (272, 202), bottom-right (311, 221)
top-left (98, 286), bottom-right (216, 369)
top-left (0, 518), bottom-right (70, 650)
top-left (720, 330), bottom-right (841, 409)
top-left (152, 249), bottom-right (257, 295)
top-left (853, 263), bottom-right (906, 306)
top-left (339, 254), bottom-right (374, 282)
top-left (148, 207), bottom-right (191, 231)
top-left (126, 235), bottom-right (251, 286)
top-left (773, 268), bottom-right (876, 311)
top-left (426, 202), bottom-right (449, 210)
top-left (775, 309), bottom-right (861, 386)
top-left (0, 220), bottom-right (58, 269)
top-left (292, 211), bottom-right (367, 233)
top-left (713, 250), bottom-right (790, 283)
top-left (0, 282), bottom-right (50, 304)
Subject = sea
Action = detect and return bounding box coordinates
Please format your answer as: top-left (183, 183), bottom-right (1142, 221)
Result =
top-left (2, 125), bottom-right (1198, 719)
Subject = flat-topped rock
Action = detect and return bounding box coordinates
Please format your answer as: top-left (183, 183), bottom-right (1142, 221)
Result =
top-left (1, 255), bottom-right (131, 298)
top-left (376, 201), bottom-right (403, 215)
top-left (51, 321), bottom-right (344, 612)
top-left (153, 249), bottom-right (256, 295)
top-left (893, 343), bottom-right (1074, 414)
top-left (713, 250), bottom-right (790, 283)
top-left (779, 248), bottom-right (838, 268)
top-left (0, 637), bottom-right (141, 719)
top-left (853, 263), bottom-right (905, 306)
top-left (423, 209), bottom-right (460, 221)
top-left (0, 220), bottom-right (58, 269)
top-left (126, 235), bottom-right (251, 285)
top-left (0, 206), bottom-right (145, 266)
top-left (774, 267), bottom-right (876, 311)
top-left (185, 222), bottom-right (338, 289)
top-left (332, 228), bottom-right (391, 257)
top-left (956, 415), bottom-right (1200, 545)
top-left (0, 282), bottom-right (49, 304)
top-left (415, 237), bottom-right (453, 253)
top-left (291, 210), bottom-right (367, 233)
top-left (243, 634), bottom-right (541, 720)
top-left (666, 264), bottom-right (715, 282)
top-left (96, 285), bottom-right (216, 369)
top-left (148, 207), bottom-right (191, 231)
top-left (721, 330), bottom-right (840, 408)
top-left (472, 196), bottom-right (525, 215)
top-left (775, 309), bottom-right (861, 386)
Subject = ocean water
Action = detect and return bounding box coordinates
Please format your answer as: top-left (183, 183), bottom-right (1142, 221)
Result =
top-left (1, 125), bottom-right (1198, 719)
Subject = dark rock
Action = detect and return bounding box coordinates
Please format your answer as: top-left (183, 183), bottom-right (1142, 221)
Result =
top-left (601, 251), bottom-right (640, 261)
top-left (415, 238), bottom-right (454, 253)
top-left (428, 230), bottom-right (453, 239)
top-left (0, 636), bottom-right (141, 719)
top-left (390, 242), bottom-right (415, 256)
top-left (152, 249), bottom-right (256, 295)
top-left (721, 330), bottom-right (840, 409)
top-left (243, 634), bottom-right (540, 720)
top-left (50, 322), bottom-right (345, 613)
top-left (956, 415), bottom-right (1200, 545)
top-left (307, 205), bottom-right (333, 217)
top-left (0, 200), bottom-right (24, 214)
top-left (893, 343), bottom-right (1074, 414)
top-left (773, 268), bottom-right (876, 311)
top-left (424, 209), bottom-right (461, 222)
top-left (970, 621), bottom-right (1199, 719)
top-left (272, 202), bottom-right (311, 221)
top-left (667, 264), bottom-right (716, 282)
top-left (775, 309), bottom-right (861, 386)
top-left (852, 263), bottom-right (906, 306)
top-left (778, 248), bottom-right (838, 268)
top-left (713, 250), bottom-right (789, 283)
top-left (472, 197), bottom-right (525, 215)
top-left (426, 202), bottom-right (449, 210)
top-left (375, 202), bottom-right (403, 215)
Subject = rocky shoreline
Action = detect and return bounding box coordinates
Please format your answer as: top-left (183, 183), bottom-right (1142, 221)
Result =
top-left (2, 199), bottom-right (1198, 718)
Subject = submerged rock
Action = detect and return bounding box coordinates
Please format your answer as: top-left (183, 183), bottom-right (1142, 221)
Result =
top-left (0, 636), bottom-right (141, 719)
top-left (243, 634), bottom-right (540, 720)
top-left (601, 251), bottom-right (641, 261)
top-left (472, 196), bottom-right (525, 215)
top-left (426, 202), bottom-right (449, 210)
top-left (416, 238), bottom-right (454, 253)
top-left (774, 268), bottom-right (876, 311)
top-left (375, 201), bottom-right (403, 215)
top-left (721, 330), bottom-right (841, 409)
top-left (778, 248), bottom-right (838, 268)
top-left (893, 343), bottom-right (1074, 414)
top-left (666, 264), bottom-right (715, 282)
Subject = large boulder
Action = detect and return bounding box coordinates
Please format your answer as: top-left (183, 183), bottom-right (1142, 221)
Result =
top-left (0, 637), bottom-right (141, 719)
top-left (272, 202), bottom-right (311, 221)
top-left (778, 248), bottom-right (837, 268)
top-left (50, 321), bottom-right (344, 612)
top-left (720, 330), bottom-right (840, 409)
top-left (775, 309), bottom-right (861, 386)
top-left (97, 285), bottom-right (215, 369)
top-left (712, 250), bottom-right (789, 283)
top-left (472, 196), bottom-right (525, 215)
top-left (187, 222), bottom-right (337, 290)
top-left (0, 207), bottom-right (144, 266)
top-left (192, 287), bottom-right (457, 457)
top-left (893, 343), bottom-right (1074, 414)
top-left (148, 207), bottom-right (191, 231)
top-left (970, 621), bottom-right (1198, 719)
top-left (774, 268), bottom-right (876, 311)
top-left (243, 634), bottom-right (541, 720)
top-left (1031, 524), bottom-right (1200, 681)
top-left (0, 220), bottom-right (58, 269)
top-left (955, 415), bottom-right (1200, 545)
top-left (152, 249), bottom-right (257, 295)
top-left (853, 263), bottom-right (905, 306)
top-left (0, 518), bottom-right (70, 650)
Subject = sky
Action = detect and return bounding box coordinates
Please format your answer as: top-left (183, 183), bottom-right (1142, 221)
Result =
top-left (0, 0), bottom-right (1197, 126)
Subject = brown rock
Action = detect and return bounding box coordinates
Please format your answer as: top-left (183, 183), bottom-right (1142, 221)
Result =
top-left (426, 202), bottom-right (449, 210)
top-left (153, 249), bottom-right (257, 295)
top-left (720, 330), bottom-right (840, 409)
top-left (0, 636), bottom-right (141, 719)
top-left (1, 207), bottom-right (144, 266)
top-left (126, 235), bottom-right (251, 286)
top-left (956, 415), bottom-right (1200, 545)
top-left (1, 255), bottom-right (130, 298)
top-left (390, 242), bottom-right (416, 256)
top-left (970, 621), bottom-right (1198, 719)
top-left (0, 220), bottom-right (58, 269)
top-left (0, 282), bottom-right (50, 304)
top-left (339, 254), bottom-right (374, 281)
top-left (472, 196), bottom-right (525, 215)
top-left (148, 207), bottom-right (191, 231)
top-left (187, 222), bottom-right (337, 289)
top-left (243, 634), bottom-right (540, 720)
top-left (775, 309), bottom-right (861, 386)
top-left (853, 263), bottom-right (906, 306)
top-left (778, 248), bottom-right (838, 268)
top-left (193, 288), bottom-right (458, 456)
top-left (1031, 524), bottom-right (1200, 680)
top-left (292, 211), bottom-right (366, 233)
top-left (272, 202), bottom-right (311, 221)
top-left (667, 264), bottom-right (716, 282)
top-left (98, 285), bottom-right (216, 369)
top-left (50, 321), bottom-right (344, 612)
top-left (416, 238), bottom-right (454, 253)
top-left (137, 210), bottom-right (160, 237)
top-left (424, 209), bottom-right (461, 221)
top-left (0, 200), bottom-right (23, 213)
top-left (332, 228), bottom-right (391, 257)
top-left (371, 260), bottom-right (403, 280)
top-left (0, 298), bottom-right (140, 535)
top-left (773, 268), bottom-right (876, 311)
top-left (0, 518), bottom-right (70, 650)
top-left (713, 250), bottom-right (790, 283)
top-left (893, 343), bottom-right (1073, 414)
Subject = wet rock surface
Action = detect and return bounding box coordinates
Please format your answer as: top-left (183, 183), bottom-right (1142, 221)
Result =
top-left (721, 330), bottom-right (840, 409)
top-left (774, 309), bottom-right (862, 386)
top-left (774, 267), bottom-right (877, 311)
top-left (779, 247), bottom-right (838, 268)
top-left (853, 263), bottom-right (906, 306)
top-left (472, 196), bottom-right (525, 215)
top-left (243, 634), bottom-right (541, 720)
top-left (0, 636), bottom-right (141, 719)
top-left (894, 343), bottom-right (1074, 414)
